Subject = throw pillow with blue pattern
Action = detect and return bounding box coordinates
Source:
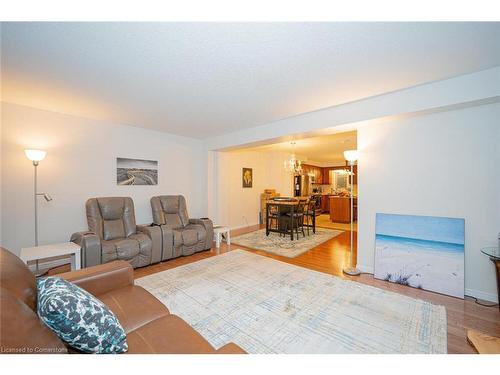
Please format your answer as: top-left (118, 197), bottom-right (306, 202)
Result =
top-left (37, 277), bottom-right (128, 354)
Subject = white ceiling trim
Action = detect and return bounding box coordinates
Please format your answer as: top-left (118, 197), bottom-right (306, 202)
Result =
top-left (205, 66), bottom-right (500, 151)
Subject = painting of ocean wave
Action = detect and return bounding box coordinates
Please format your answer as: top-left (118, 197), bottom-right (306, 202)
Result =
top-left (374, 213), bottom-right (464, 298)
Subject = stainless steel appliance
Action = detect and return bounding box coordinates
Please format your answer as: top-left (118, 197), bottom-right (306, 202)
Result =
top-left (294, 174), bottom-right (313, 197)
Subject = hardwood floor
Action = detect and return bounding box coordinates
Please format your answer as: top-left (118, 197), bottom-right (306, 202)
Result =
top-left (134, 224), bottom-right (500, 354)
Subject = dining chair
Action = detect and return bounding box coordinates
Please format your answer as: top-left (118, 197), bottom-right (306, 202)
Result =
top-left (267, 202), bottom-right (280, 233)
top-left (305, 196), bottom-right (322, 235)
top-left (285, 199), bottom-right (307, 239)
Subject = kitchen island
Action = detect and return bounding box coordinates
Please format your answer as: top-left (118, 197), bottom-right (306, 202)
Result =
top-left (329, 196), bottom-right (357, 223)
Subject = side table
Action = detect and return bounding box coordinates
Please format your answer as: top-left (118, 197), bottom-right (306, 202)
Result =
top-left (480, 246), bottom-right (500, 309)
top-left (213, 226), bottom-right (230, 248)
top-left (20, 242), bottom-right (82, 273)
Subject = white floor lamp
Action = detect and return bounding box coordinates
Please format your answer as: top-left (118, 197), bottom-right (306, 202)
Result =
top-left (342, 149), bottom-right (360, 276)
top-left (24, 149), bottom-right (53, 274)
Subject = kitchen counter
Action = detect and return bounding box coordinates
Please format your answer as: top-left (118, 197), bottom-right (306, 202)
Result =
top-left (329, 196), bottom-right (357, 223)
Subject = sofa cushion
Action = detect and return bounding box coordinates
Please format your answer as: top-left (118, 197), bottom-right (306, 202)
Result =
top-left (128, 233), bottom-right (152, 253)
top-left (164, 213), bottom-right (183, 228)
top-left (37, 277), bottom-right (128, 354)
top-left (97, 285), bottom-right (170, 333)
top-left (0, 288), bottom-right (67, 354)
top-left (179, 229), bottom-right (198, 246)
top-left (125, 315), bottom-right (215, 354)
top-left (103, 219), bottom-right (126, 241)
top-left (102, 238), bottom-right (140, 261)
top-left (184, 223), bottom-right (207, 242)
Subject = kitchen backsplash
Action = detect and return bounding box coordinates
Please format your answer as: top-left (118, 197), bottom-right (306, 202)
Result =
top-left (313, 184), bottom-right (358, 196)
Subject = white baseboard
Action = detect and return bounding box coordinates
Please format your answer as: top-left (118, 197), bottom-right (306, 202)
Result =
top-left (229, 222), bottom-right (260, 231)
top-left (355, 265), bottom-right (498, 303)
top-left (465, 288), bottom-right (498, 303)
top-left (357, 264), bottom-right (374, 274)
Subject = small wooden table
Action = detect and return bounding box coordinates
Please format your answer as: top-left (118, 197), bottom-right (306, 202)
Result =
top-left (265, 198), bottom-right (314, 241)
top-left (20, 242), bottom-right (81, 272)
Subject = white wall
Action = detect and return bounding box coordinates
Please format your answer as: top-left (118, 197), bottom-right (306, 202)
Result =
top-left (214, 150), bottom-right (293, 229)
top-left (1, 102), bottom-right (206, 255)
top-left (357, 102), bottom-right (500, 302)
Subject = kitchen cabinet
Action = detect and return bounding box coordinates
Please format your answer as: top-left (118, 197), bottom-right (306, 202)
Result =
top-left (330, 196), bottom-right (357, 223)
top-left (322, 165), bottom-right (357, 185)
top-left (321, 195), bottom-right (331, 213)
top-left (301, 164), bottom-right (310, 176)
top-left (301, 164), bottom-right (323, 184)
top-left (315, 166), bottom-right (323, 184)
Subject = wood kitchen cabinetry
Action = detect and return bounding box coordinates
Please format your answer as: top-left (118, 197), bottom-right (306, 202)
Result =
top-left (320, 195), bottom-right (331, 213)
top-left (301, 164), bottom-right (323, 184)
top-left (330, 196), bottom-right (356, 223)
top-left (322, 165), bottom-right (358, 185)
top-left (302, 164), bottom-right (357, 186)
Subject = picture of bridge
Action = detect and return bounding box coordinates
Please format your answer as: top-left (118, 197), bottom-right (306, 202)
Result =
top-left (117, 157), bottom-right (158, 185)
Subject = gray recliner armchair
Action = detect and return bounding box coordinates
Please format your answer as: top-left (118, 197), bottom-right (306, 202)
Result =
top-left (151, 195), bottom-right (214, 260)
top-left (71, 197), bottom-right (162, 268)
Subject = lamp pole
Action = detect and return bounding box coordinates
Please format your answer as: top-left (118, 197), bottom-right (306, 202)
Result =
top-left (25, 149), bottom-right (51, 276)
top-left (350, 162), bottom-right (353, 263)
top-left (33, 160), bottom-right (39, 247)
top-left (343, 150), bottom-right (361, 276)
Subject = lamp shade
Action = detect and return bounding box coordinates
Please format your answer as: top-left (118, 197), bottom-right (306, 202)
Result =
top-left (24, 149), bottom-right (47, 162)
top-left (343, 149), bottom-right (359, 163)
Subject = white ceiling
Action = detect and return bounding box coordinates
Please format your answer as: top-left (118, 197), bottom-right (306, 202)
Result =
top-left (1, 22), bottom-right (499, 139)
top-left (242, 131), bottom-right (358, 165)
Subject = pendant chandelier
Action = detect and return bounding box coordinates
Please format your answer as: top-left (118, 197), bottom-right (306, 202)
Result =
top-left (284, 141), bottom-right (303, 175)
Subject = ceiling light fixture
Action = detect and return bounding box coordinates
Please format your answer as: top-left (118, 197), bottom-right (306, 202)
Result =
top-left (284, 141), bottom-right (303, 175)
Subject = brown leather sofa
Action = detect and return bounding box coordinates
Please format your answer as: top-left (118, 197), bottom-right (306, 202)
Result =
top-left (151, 195), bottom-right (214, 261)
top-left (71, 197), bottom-right (163, 268)
top-left (0, 247), bottom-right (245, 354)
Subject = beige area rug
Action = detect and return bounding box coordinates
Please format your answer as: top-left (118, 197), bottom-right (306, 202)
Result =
top-left (231, 227), bottom-right (343, 258)
top-left (136, 250), bottom-right (447, 354)
top-left (315, 214), bottom-right (357, 232)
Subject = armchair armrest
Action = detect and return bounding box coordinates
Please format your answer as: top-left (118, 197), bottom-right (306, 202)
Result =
top-left (70, 231), bottom-right (101, 268)
top-left (189, 218), bottom-right (214, 249)
top-left (137, 224), bottom-right (163, 264)
top-left (156, 224), bottom-right (177, 261)
top-left (59, 261), bottom-right (133, 297)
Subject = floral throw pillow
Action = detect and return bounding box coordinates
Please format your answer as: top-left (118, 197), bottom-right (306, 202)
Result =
top-left (37, 277), bottom-right (128, 354)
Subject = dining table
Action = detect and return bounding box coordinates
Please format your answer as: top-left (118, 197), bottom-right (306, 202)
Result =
top-left (265, 197), bottom-right (315, 241)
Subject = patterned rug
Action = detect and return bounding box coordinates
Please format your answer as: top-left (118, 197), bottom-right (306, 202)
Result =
top-left (136, 250), bottom-right (447, 354)
top-left (231, 227), bottom-right (343, 258)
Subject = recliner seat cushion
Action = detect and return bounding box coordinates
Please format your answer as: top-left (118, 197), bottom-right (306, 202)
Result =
top-left (0, 288), bottom-right (67, 354)
top-left (164, 213), bottom-right (183, 228)
top-left (179, 229), bottom-right (198, 246)
top-left (86, 197), bottom-right (138, 240)
top-left (103, 219), bottom-right (126, 241)
top-left (152, 195), bottom-right (189, 227)
top-left (102, 239), bottom-right (140, 261)
top-left (184, 224), bottom-right (207, 242)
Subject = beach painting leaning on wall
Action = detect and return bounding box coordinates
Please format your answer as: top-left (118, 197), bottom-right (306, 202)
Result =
top-left (374, 213), bottom-right (464, 298)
